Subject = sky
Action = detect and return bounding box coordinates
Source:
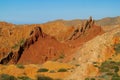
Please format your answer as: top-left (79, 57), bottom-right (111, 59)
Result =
top-left (0, 0), bottom-right (120, 24)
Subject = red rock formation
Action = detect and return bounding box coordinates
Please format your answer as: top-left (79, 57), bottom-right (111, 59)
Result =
top-left (17, 18), bottom-right (103, 64)
top-left (68, 17), bottom-right (96, 40)
top-left (17, 26), bottom-right (69, 64)
top-left (23, 27), bottom-right (45, 48)
top-left (0, 17), bottom-right (104, 64)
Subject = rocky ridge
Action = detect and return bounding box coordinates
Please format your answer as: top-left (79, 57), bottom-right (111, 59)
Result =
top-left (0, 17), bottom-right (103, 64)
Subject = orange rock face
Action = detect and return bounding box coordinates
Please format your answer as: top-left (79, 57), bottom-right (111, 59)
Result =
top-left (17, 18), bottom-right (103, 64)
top-left (0, 17), bottom-right (104, 64)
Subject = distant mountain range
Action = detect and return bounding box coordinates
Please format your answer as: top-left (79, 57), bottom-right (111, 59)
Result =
top-left (45, 16), bottom-right (120, 27)
top-left (96, 16), bottom-right (120, 26)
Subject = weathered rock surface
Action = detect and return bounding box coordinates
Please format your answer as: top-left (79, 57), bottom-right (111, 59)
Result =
top-left (0, 17), bottom-right (103, 64)
top-left (67, 26), bottom-right (120, 80)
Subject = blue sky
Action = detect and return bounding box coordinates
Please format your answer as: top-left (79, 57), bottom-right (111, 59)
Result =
top-left (0, 0), bottom-right (120, 24)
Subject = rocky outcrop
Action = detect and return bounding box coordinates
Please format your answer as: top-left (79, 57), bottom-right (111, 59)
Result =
top-left (17, 26), bottom-right (68, 64)
top-left (0, 26), bottom-right (45, 64)
top-left (0, 52), bottom-right (13, 64)
top-left (23, 27), bottom-right (44, 48)
top-left (0, 17), bottom-right (104, 64)
top-left (0, 22), bottom-right (14, 28)
top-left (68, 17), bottom-right (95, 40)
top-left (67, 27), bottom-right (120, 80)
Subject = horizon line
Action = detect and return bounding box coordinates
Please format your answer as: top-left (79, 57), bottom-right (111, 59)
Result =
top-left (0, 16), bottom-right (120, 25)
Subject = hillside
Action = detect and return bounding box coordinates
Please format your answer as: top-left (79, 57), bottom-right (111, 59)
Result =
top-left (67, 26), bottom-right (120, 80)
top-left (96, 16), bottom-right (120, 26)
top-left (0, 17), bottom-right (103, 65)
top-left (45, 16), bottom-right (120, 32)
top-left (1, 17), bottom-right (120, 80)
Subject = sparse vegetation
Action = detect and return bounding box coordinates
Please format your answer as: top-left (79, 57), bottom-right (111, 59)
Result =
top-left (54, 79), bottom-right (62, 80)
top-left (0, 74), bottom-right (17, 80)
top-left (37, 68), bottom-right (49, 72)
top-left (111, 73), bottom-right (120, 80)
top-left (85, 60), bottom-right (120, 80)
top-left (93, 62), bottom-right (99, 68)
top-left (100, 60), bottom-right (120, 73)
top-left (114, 66), bottom-right (119, 73)
top-left (93, 62), bottom-right (98, 64)
top-left (75, 64), bottom-right (80, 67)
top-left (85, 78), bottom-right (89, 80)
top-left (52, 58), bottom-right (58, 61)
top-left (93, 65), bottom-right (99, 68)
top-left (59, 53), bottom-right (65, 59)
top-left (20, 39), bottom-right (25, 46)
top-left (49, 70), bottom-right (56, 73)
top-left (58, 68), bottom-right (68, 72)
top-left (12, 39), bottom-right (25, 49)
top-left (12, 44), bottom-right (19, 49)
top-left (37, 75), bottom-right (53, 80)
top-left (85, 78), bottom-right (95, 80)
top-left (114, 43), bottom-right (120, 54)
top-left (106, 72), bottom-right (114, 75)
top-left (2, 17), bottom-right (120, 80)
top-left (16, 64), bottom-right (25, 69)
top-left (18, 76), bottom-right (32, 80)
top-left (91, 78), bottom-right (95, 80)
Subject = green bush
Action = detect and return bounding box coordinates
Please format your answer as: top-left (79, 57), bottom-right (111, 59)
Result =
top-left (85, 78), bottom-right (95, 80)
top-left (0, 74), bottom-right (17, 80)
top-left (20, 39), bottom-right (25, 46)
top-left (112, 77), bottom-right (120, 80)
top-left (57, 68), bottom-right (68, 72)
top-left (37, 76), bottom-right (53, 80)
top-left (111, 70), bottom-right (120, 80)
top-left (91, 78), bottom-right (95, 80)
top-left (93, 62), bottom-right (98, 64)
top-left (54, 79), bottom-right (62, 80)
top-left (85, 78), bottom-right (90, 80)
top-left (106, 72), bottom-right (114, 75)
top-left (49, 70), bottom-right (56, 73)
top-left (100, 60), bottom-right (119, 72)
top-left (37, 68), bottom-right (49, 72)
top-left (12, 39), bottom-right (25, 49)
top-left (12, 44), bottom-right (19, 49)
top-left (75, 64), bottom-right (80, 67)
top-left (114, 43), bottom-right (120, 54)
top-left (99, 60), bottom-right (120, 73)
top-left (93, 64), bottom-right (99, 68)
top-left (59, 53), bottom-right (65, 59)
top-left (18, 76), bottom-right (31, 80)
top-left (93, 60), bottom-right (120, 80)
top-left (114, 66), bottom-right (119, 73)
top-left (16, 64), bottom-right (25, 69)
